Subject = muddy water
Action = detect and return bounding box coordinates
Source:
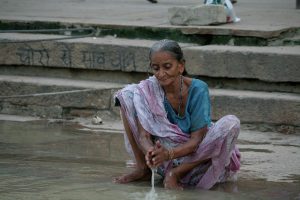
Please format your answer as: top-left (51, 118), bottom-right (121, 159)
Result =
top-left (0, 120), bottom-right (299, 200)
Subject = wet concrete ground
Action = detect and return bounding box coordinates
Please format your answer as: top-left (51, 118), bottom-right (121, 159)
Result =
top-left (0, 116), bottom-right (300, 200)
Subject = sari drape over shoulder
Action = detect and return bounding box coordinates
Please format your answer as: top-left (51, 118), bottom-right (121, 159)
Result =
top-left (115, 76), bottom-right (241, 189)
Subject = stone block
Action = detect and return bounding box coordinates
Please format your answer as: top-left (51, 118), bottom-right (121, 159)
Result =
top-left (0, 102), bottom-right (63, 118)
top-left (0, 78), bottom-right (124, 119)
top-left (0, 36), bottom-right (150, 73)
top-left (210, 89), bottom-right (300, 126)
top-left (2, 36), bottom-right (299, 84)
top-left (184, 46), bottom-right (300, 82)
top-left (168, 4), bottom-right (227, 26)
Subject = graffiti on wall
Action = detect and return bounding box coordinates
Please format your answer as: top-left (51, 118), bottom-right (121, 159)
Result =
top-left (16, 44), bottom-right (49, 66)
top-left (15, 43), bottom-right (138, 71)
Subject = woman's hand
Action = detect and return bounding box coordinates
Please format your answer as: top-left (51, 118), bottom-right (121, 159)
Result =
top-left (145, 140), bottom-right (169, 168)
top-left (145, 146), bottom-right (155, 168)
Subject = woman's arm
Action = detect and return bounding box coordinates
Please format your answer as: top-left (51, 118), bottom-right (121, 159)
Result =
top-left (136, 119), bottom-right (161, 168)
top-left (136, 119), bottom-right (154, 154)
top-left (172, 126), bottom-right (207, 158)
top-left (149, 126), bottom-right (208, 167)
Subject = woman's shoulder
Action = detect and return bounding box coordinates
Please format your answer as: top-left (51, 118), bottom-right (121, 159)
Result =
top-left (191, 78), bottom-right (208, 91)
top-left (187, 79), bottom-right (209, 103)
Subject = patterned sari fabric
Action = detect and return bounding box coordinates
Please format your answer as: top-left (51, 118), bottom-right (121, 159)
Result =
top-left (115, 76), bottom-right (241, 189)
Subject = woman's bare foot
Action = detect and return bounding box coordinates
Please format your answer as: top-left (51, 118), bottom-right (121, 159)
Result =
top-left (164, 171), bottom-right (183, 190)
top-left (113, 168), bottom-right (151, 184)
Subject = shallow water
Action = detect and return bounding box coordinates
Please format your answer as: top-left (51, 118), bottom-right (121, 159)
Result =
top-left (0, 120), bottom-right (299, 200)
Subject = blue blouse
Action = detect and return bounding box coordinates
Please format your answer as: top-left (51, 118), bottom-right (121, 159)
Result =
top-left (163, 79), bottom-right (211, 134)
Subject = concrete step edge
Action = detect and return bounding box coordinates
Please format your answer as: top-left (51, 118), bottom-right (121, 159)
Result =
top-left (210, 88), bottom-right (300, 101)
top-left (2, 33), bottom-right (300, 54)
top-left (1, 75), bottom-right (299, 128)
top-left (1, 34), bottom-right (299, 82)
top-left (1, 75), bottom-right (299, 100)
top-left (0, 75), bottom-right (125, 90)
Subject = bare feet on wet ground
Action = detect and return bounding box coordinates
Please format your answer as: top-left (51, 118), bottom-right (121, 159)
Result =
top-left (164, 171), bottom-right (183, 190)
top-left (113, 166), bottom-right (184, 190)
top-left (113, 168), bottom-right (152, 184)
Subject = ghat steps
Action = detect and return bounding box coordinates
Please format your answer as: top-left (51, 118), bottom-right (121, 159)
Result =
top-left (0, 73), bottom-right (299, 134)
top-left (0, 34), bottom-right (299, 134)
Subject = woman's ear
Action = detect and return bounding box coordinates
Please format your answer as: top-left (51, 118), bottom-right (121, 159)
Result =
top-left (178, 61), bottom-right (185, 74)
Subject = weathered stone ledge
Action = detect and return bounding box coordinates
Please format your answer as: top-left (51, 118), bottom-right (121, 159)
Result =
top-left (184, 45), bottom-right (300, 82)
top-left (1, 18), bottom-right (299, 41)
top-left (1, 75), bottom-right (299, 131)
top-left (0, 35), bottom-right (299, 83)
top-left (0, 75), bottom-right (124, 119)
top-left (210, 88), bottom-right (300, 127)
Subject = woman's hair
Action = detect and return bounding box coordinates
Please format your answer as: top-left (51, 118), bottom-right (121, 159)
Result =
top-left (149, 39), bottom-right (185, 62)
top-left (149, 39), bottom-right (187, 75)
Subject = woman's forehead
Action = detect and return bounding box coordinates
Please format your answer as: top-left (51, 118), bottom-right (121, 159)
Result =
top-left (150, 51), bottom-right (176, 61)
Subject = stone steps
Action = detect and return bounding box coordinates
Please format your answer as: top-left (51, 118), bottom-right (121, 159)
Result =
top-left (210, 89), bottom-right (300, 133)
top-left (0, 34), bottom-right (299, 133)
top-left (0, 75), bottom-right (299, 134)
top-left (1, 34), bottom-right (299, 91)
top-left (0, 75), bottom-right (124, 119)
top-left (184, 45), bottom-right (300, 83)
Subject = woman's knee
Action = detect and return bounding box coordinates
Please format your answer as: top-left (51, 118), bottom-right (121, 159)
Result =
top-left (218, 115), bottom-right (240, 133)
top-left (226, 115), bottom-right (240, 127)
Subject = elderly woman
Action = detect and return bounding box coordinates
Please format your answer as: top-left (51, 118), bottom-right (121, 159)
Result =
top-left (113, 39), bottom-right (240, 190)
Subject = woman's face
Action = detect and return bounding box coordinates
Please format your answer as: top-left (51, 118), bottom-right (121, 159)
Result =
top-left (150, 51), bottom-right (184, 87)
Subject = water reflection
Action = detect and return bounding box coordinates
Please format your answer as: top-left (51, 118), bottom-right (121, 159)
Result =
top-left (0, 120), bottom-right (300, 200)
top-left (130, 189), bottom-right (176, 200)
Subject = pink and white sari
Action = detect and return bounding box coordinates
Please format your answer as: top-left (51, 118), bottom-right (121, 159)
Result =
top-left (115, 76), bottom-right (241, 189)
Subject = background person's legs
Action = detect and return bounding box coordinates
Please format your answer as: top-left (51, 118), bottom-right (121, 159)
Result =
top-left (146, 0), bottom-right (158, 3)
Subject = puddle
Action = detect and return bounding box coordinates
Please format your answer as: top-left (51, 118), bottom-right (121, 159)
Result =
top-left (0, 120), bottom-right (299, 200)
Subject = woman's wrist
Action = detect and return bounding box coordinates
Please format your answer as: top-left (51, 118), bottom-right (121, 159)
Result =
top-left (140, 137), bottom-right (154, 154)
top-left (167, 148), bottom-right (175, 161)
top-left (164, 149), bottom-right (169, 161)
